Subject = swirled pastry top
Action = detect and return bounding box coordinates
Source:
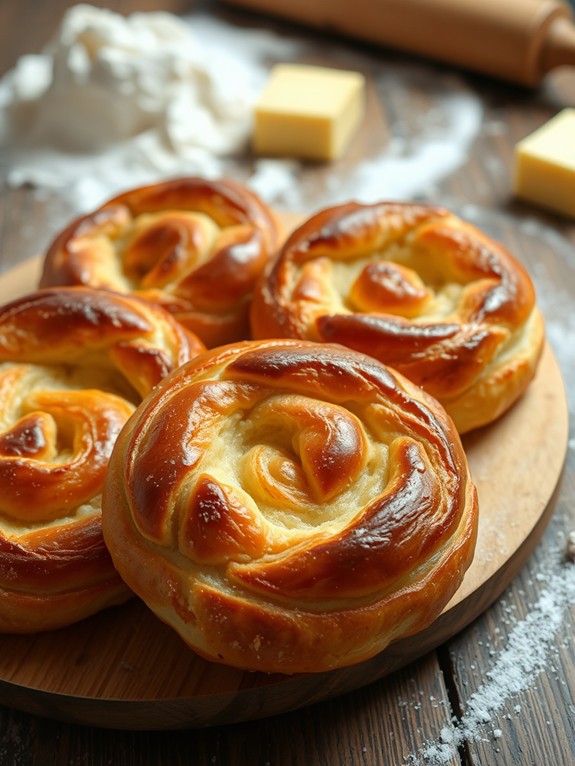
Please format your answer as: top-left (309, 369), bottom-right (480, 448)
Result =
top-left (39, 177), bottom-right (280, 348)
top-left (102, 339), bottom-right (478, 674)
top-left (0, 286), bottom-right (205, 632)
top-left (250, 202), bottom-right (545, 433)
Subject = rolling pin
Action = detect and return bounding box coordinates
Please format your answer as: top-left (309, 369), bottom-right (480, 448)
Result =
top-left (225, 0), bottom-right (575, 86)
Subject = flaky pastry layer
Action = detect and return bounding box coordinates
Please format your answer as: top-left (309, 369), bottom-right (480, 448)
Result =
top-left (40, 177), bottom-right (280, 348)
top-left (250, 202), bottom-right (545, 432)
top-left (103, 339), bottom-right (478, 674)
top-left (0, 286), bottom-right (205, 632)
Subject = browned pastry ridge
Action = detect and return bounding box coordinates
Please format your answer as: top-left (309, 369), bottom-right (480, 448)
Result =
top-left (40, 177), bottom-right (280, 348)
top-left (250, 202), bottom-right (545, 433)
top-left (102, 339), bottom-right (478, 674)
top-left (0, 286), bottom-right (205, 632)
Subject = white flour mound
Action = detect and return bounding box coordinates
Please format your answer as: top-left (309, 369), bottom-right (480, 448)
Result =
top-left (0, 4), bottom-right (483, 219)
top-left (0, 4), bottom-right (263, 205)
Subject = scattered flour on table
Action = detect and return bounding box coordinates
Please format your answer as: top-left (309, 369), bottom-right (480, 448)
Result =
top-left (403, 561), bottom-right (575, 764)
top-left (0, 4), bottom-right (284, 209)
top-left (0, 3), bottom-right (483, 216)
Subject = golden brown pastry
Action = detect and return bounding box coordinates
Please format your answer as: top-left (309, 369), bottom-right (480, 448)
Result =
top-left (250, 202), bottom-right (545, 433)
top-left (40, 177), bottom-right (280, 348)
top-left (0, 286), bottom-right (205, 632)
top-left (102, 339), bottom-right (478, 674)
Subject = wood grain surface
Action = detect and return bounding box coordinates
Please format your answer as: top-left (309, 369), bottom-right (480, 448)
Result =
top-left (1, 0), bottom-right (575, 764)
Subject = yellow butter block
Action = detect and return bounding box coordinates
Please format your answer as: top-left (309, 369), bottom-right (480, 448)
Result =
top-left (253, 64), bottom-right (365, 161)
top-left (514, 108), bottom-right (575, 218)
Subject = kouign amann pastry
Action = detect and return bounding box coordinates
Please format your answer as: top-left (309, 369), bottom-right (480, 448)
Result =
top-left (102, 339), bottom-right (478, 674)
top-left (0, 287), bottom-right (205, 632)
top-left (250, 202), bottom-right (545, 433)
top-left (40, 177), bottom-right (280, 348)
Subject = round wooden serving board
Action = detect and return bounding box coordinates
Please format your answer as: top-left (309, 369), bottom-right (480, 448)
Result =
top-left (0, 254), bottom-right (569, 731)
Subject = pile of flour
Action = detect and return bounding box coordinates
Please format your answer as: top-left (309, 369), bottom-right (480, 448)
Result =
top-left (0, 4), bottom-right (269, 207)
top-left (0, 4), bottom-right (484, 215)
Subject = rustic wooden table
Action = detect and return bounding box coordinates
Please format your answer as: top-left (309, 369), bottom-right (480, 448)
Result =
top-left (0, 1), bottom-right (574, 764)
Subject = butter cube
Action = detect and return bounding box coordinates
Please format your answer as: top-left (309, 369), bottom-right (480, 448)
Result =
top-left (253, 64), bottom-right (365, 161)
top-left (514, 109), bottom-right (575, 218)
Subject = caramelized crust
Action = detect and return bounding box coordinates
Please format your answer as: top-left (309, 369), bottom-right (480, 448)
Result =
top-left (40, 177), bottom-right (280, 348)
top-left (0, 287), bottom-right (205, 632)
top-left (102, 339), bottom-right (478, 674)
top-left (250, 202), bottom-right (545, 432)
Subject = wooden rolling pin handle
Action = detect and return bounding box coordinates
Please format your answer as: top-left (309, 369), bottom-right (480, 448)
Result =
top-left (541, 13), bottom-right (575, 73)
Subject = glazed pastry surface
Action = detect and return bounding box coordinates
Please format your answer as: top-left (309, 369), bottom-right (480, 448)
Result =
top-left (0, 286), bottom-right (205, 632)
top-left (103, 339), bottom-right (478, 673)
top-left (40, 177), bottom-right (280, 348)
top-left (251, 202), bottom-right (545, 432)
